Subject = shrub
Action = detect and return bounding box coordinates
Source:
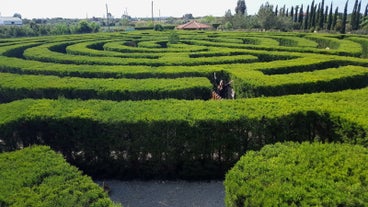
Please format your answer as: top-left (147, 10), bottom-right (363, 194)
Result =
top-left (168, 31), bottom-right (180, 44)
top-left (0, 146), bottom-right (120, 207)
top-left (225, 142), bottom-right (368, 207)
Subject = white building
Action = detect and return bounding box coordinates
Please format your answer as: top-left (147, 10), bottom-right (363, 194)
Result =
top-left (0, 17), bottom-right (23, 26)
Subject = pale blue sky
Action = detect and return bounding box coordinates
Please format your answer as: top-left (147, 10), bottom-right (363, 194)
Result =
top-left (1, 0), bottom-right (355, 19)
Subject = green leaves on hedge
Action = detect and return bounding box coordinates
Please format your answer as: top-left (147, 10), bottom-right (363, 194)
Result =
top-left (225, 142), bottom-right (368, 207)
top-left (0, 146), bottom-right (120, 207)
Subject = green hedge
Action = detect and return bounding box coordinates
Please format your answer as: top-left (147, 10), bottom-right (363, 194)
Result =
top-left (225, 142), bottom-right (368, 207)
top-left (0, 73), bottom-right (212, 102)
top-left (66, 41), bottom-right (161, 59)
top-left (0, 146), bottom-right (120, 207)
top-left (0, 87), bottom-right (367, 179)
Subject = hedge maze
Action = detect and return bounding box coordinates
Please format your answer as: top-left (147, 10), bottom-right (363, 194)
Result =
top-left (0, 31), bottom-right (368, 183)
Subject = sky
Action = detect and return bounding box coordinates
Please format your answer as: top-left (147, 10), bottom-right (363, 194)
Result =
top-left (0, 0), bottom-right (356, 19)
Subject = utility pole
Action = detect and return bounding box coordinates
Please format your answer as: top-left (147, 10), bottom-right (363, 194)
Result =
top-left (151, 0), bottom-right (154, 27)
top-left (106, 3), bottom-right (110, 32)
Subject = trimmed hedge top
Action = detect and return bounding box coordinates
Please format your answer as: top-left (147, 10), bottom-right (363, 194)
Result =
top-left (225, 142), bottom-right (368, 207)
top-left (0, 146), bottom-right (120, 207)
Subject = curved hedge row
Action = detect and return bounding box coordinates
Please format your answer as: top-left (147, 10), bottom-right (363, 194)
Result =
top-left (0, 87), bottom-right (367, 179)
top-left (225, 142), bottom-right (368, 207)
top-left (0, 146), bottom-right (120, 207)
top-left (0, 73), bottom-right (212, 102)
top-left (1, 31), bottom-right (368, 182)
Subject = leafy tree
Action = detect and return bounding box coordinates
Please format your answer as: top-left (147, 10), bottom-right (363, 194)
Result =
top-left (341, 0), bottom-right (348, 34)
top-left (76, 20), bottom-right (93, 33)
top-left (235, 0), bottom-right (247, 16)
top-left (50, 23), bottom-right (71, 35)
top-left (257, 2), bottom-right (276, 30)
top-left (154, 24), bottom-right (164, 31)
top-left (13, 13), bottom-right (22, 19)
top-left (183, 13), bottom-right (194, 20)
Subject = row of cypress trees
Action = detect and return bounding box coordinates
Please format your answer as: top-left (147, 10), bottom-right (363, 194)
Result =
top-left (274, 0), bottom-right (368, 33)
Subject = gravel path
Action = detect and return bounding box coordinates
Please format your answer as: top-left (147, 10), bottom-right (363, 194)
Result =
top-left (97, 180), bottom-right (225, 207)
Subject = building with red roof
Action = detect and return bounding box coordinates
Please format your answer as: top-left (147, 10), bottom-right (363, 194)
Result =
top-left (176, 20), bottom-right (212, 30)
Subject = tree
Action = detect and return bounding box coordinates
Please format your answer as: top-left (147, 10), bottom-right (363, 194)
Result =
top-left (351, 0), bottom-right (359, 30)
top-left (310, 0), bottom-right (316, 29)
top-left (235, 0), bottom-right (247, 16)
top-left (13, 13), bottom-right (22, 19)
top-left (357, 1), bottom-right (362, 30)
top-left (298, 5), bottom-right (304, 28)
top-left (183, 13), bottom-right (194, 20)
top-left (304, 5), bottom-right (310, 30)
top-left (319, 0), bottom-right (325, 29)
top-left (327, 3), bottom-right (333, 30)
top-left (294, 5), bottom-right (299, 23)
top-left (168, 31), bottom-right (179, 44)
top-left (341, 0), bottom-right (348, 34)
top-left (332, 7), bottom-right (339, 30)
top-left (365, 3), bottom-right (368, 18)
top-left (257, 2), bottom-right (276, 30)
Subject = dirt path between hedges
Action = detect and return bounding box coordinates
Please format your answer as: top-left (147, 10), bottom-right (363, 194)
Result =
top-left (96, 180), bottom-right (225, 207)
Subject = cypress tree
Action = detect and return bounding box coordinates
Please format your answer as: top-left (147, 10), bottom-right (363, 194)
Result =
top-left (294, 5), bottom-right (299, 22)
top-left (235, 0), bottom-right (247, 16)
top-left (281, 5), bottom-right (286, 17)
top-left (356, 1), bottom-right (362, 30)
top-left (299, 5), bottom-right (304, 27)
top-left (316, 3), bottom-right (321, 28)
top-left (310, 0), bottom-right (315, 28)
top-left (319, 0), bottom-right (325, 29)
top-left (324, 6), bottom-right (329, 26)
top-left (327, 3), bottom-right (333, 30)
top-left (304, 5), bottom-right (310, 30)
top-left (332, 6), bottom-right (339, 30)
top-left (351, 0), bottom-right (359, 30)
top-left (365, 3), bottom-right (368, 18)
top-left (341, 0), bottom-right (348, 34)
top-left (291, 6), bottom-right (294, 19)
top-left (312, 5), bottom-right (317, 28)
top-left (275, 5), bottom-right (279, 16)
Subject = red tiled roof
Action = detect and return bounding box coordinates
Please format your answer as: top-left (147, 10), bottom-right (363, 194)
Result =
top-left (176, 21), bottom-right (212, 30)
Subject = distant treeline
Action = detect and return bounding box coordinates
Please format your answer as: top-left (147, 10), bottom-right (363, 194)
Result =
top-left (0, 20), bottom-right (100, 38)
top-left (224, 0), bottom-right (368, 33)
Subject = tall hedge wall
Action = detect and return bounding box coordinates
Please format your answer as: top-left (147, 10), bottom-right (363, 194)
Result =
top-left (0, 87), bottom-right (367, 179)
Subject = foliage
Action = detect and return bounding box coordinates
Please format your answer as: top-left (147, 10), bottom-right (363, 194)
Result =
top-left (0, 31), bottom-right (368, 180)
top-left (154, 24), bottom-right (164, 31)
top-left (0, 20), bottom-right (99, 38)
top-left (1, 86), bottom-right (368, 179)
top-left (225, 142), bottom-right (368, 207)
top-left (0, 73), bottom-right (212, 102)
top-left (168, 31), bottom-right (180, 44)
top-left (235, 0), bottom-right (247, 16)
top-left (0, 146), bottom-right (120, 207)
